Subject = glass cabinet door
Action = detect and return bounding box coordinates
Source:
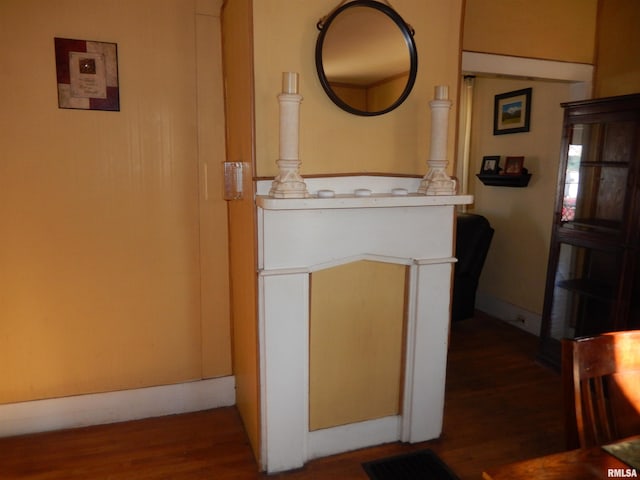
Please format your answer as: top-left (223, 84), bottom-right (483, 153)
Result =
top-left (539, 94), bottom-right (640, 369)
top-left (561, 121), bottom-right (634, 234)
top-left (547, 242), bottom-right (620, 342)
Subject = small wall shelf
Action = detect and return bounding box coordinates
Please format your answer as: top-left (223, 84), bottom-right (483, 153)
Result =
top-left (476, 170), bottom-right (532, 188)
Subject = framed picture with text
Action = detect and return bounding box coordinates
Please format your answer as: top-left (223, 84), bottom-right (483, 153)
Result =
top-left (55, 37), bottom-right (120, 111)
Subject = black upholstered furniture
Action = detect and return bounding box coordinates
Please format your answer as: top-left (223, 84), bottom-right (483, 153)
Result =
top-left (452, 213), bottom-right (494, 322)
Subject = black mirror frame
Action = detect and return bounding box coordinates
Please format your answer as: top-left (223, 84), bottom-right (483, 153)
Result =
top-left (315, 0), bottom-right (418, 117)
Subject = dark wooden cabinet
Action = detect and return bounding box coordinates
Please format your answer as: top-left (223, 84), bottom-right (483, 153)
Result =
top-left (538, 94), bottom-right (640, 368)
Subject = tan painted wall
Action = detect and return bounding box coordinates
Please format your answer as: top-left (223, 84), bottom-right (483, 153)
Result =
top-left (463, 0), bottom-right (597, 64)
top-left (463, 0), bottom-right (640, 324)
top-left (468, 77), bottom-right (571, 314)
top-left (221, 0), bottom-right (261, 461)
top-left (309, 261), bottom-right (406, 430)
top-left (0, 0), bottom-right (231, 404)
top-left (252, 0), bottom-right (463, 177)
top-left (594, 0), bottom-right (640, 97)
top-left (196, 0), bottom-right (233, 380)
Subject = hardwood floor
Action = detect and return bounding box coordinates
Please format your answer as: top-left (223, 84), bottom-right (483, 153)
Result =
top-left (0, 315), bottom-right (564, 479)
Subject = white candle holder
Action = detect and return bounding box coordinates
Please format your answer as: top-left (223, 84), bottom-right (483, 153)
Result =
top-left (270, 72), bottom-right (309, 198)
top-left (419, 86), bottom-right (457, 196)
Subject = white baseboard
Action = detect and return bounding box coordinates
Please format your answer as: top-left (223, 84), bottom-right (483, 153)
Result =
top-left (475, 292), bottom-right (541, 336)
top-left (0, 376), bottom-right (236, 438)
top-left (307, 415), bottom-right (402, 461)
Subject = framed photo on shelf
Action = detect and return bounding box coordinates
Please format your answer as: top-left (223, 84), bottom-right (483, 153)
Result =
top-left (480, 155), bottom-right (500, 174)
top-left (503, 156), bottom-right (525, 175)
top-left (493, 88), bottom-right (531, 135)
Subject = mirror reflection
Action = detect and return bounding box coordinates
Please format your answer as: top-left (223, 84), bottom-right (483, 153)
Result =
top-left (316, 1), bottom-right (417, 116)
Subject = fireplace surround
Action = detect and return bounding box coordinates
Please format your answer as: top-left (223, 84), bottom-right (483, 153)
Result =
top-left (256, 176), bottom-right (472, 472)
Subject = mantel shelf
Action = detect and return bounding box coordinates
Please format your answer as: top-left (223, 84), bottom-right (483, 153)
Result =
top-left (257, 193), bottom-right (473, 210)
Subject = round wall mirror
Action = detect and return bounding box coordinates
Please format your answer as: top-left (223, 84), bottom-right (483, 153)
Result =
top-left (315, 0), bottom-right (417, 116)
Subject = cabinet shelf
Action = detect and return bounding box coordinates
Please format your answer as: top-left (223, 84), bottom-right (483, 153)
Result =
top-left (556, 278), bottom-right (613, 301)
top-left (562, 218), bottom-right (622, 233)
top-left (476, 172), bottom-right (531, 187)
top-left (579, 161), bottom-right (628, 168)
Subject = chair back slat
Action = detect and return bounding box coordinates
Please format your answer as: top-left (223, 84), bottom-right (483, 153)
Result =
top-left (562, 330), bottom-right (640, 449)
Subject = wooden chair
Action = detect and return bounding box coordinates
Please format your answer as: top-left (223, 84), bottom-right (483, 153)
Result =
top-left (562, 330), bottom-right (640, 449)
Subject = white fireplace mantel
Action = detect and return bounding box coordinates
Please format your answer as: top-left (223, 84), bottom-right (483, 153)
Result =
top-left (256, 176), bottom-right (472, 473)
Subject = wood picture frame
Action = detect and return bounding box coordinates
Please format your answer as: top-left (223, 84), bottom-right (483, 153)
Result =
top-left (503, 156), bottom-right (525, 175)
top-left (493, 88), bottom-right (531, 135)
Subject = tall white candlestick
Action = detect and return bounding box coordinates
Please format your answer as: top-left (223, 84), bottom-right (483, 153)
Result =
top-left (279, 95), bottom-right (300, 160)
top-left (418, 85), bottom-right (457, 195)
top-left (435, 85), bottom-right (448, 100)
top-left (429, 100), bottom-right (449, 161)
top-left (270, 72), bottom-right (308, 198)
top-left (282, 72), bottom-right (299, 94)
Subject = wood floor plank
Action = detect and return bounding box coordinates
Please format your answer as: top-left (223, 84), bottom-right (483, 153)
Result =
top-left (0, 315), bottom-right (564, 479)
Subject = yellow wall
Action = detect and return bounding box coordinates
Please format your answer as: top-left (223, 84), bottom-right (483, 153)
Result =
top-left (462, 0), bottom-right (640, 106)
top-left (463, 0), bottom-right (597, 64)
top-left (196, 0), bottom-right (233, 381)
top-left (0, 0), bottom-right (231, 404)
top-left (594, 0), bottom-right (640, 97)
top-left (309, 262), bottom-right (406, 430)
top-left (1, 0), bottom-right (635, 440)
top-left (252, 0), bottom-right (463, 177)
top-left (463, 0), bottom-right (639, 324)
top-left (221, 0), bottom-right (261, 461)
top-left (369, 74), bottom-right (411, 113)
top-left (468, 78), bottom-right (571, 314)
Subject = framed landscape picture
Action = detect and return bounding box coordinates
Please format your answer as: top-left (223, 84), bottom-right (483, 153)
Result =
top-left (493, 88), bottom-right (531, 135)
